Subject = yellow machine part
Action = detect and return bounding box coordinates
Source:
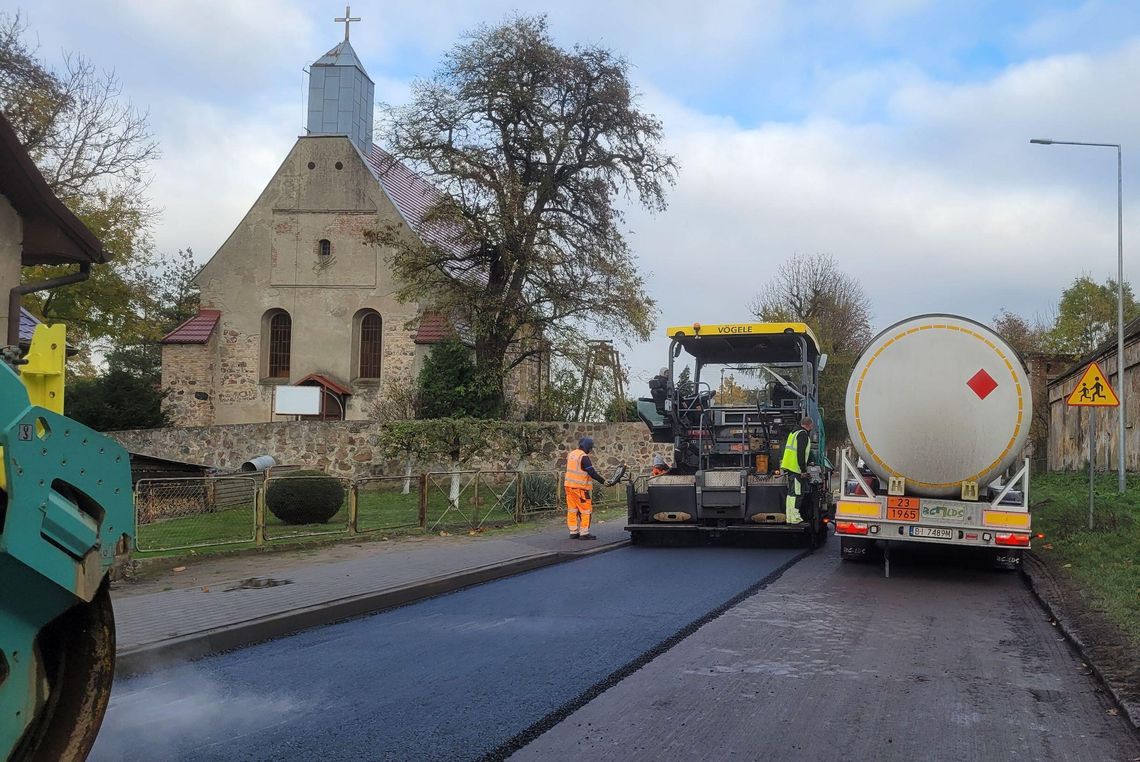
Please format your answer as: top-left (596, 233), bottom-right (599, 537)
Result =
top-left (0, 323), bottom-right (66, 490)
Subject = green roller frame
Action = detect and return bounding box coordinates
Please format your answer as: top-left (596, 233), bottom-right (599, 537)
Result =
top-left (0, 356), bottom-right (134, 760)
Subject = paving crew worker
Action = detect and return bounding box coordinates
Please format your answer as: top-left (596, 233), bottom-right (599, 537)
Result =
top-left (565, 436), bottom-right (607, 540)
top-left (781, 417), bottom-right (815, 524)
top-left (651, 453), bottom-right (671, 477)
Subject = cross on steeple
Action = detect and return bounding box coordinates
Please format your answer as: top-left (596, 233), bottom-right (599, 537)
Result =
top-left (334, 4), bottom-right (360, 42)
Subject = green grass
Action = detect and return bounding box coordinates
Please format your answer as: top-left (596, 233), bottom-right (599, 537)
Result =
top-left (134, 474), bottom-right (574, 554)
top-left (1031, 471), bottom-right (1140, 644)
top-left (136, 503), bottom-right (257, 551)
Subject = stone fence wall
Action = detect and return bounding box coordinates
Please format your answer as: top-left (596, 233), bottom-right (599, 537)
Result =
top-left (109, 421), bottom-right (672, 479)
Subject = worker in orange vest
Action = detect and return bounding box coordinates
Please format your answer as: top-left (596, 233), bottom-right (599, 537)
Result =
top-left (565, 436), bottom-right (607, 540)
top-left (651, 453), bottom-right (671, 477)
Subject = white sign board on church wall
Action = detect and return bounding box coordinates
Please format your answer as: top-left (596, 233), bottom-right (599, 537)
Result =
top-left (274, 385), bottom-right (322, 416)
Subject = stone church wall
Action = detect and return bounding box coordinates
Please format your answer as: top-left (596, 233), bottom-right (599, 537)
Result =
top-left (110, 421), bottom-right (670, 478)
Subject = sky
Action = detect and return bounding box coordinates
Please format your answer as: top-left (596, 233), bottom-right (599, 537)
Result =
top-left (7, 0), bottom-right (1140, 388)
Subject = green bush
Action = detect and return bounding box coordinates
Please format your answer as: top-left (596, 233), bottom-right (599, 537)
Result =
top-left (265, 470), bottom-right (345, 525)
top-left (506, 473), bottom-right (559, 513)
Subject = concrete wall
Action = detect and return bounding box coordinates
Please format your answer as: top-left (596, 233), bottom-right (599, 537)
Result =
top-left (109, 421), bottom-right (671, 479)
top-left (0, 194), bottom-right (21, 344)
top-left (171, 135), bottom-right (419, 425)
top-left (1047, 335), bottom-right (1140, 471)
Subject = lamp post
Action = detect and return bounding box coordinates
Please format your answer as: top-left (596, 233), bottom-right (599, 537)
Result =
top-left (1031, 138), bottom-right (1126, 493)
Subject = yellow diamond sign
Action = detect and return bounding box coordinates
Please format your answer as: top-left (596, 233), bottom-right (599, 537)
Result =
top-left (1065, 361), bottom-right (1119, 407)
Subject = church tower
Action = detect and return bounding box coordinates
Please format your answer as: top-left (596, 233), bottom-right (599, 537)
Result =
top-left (306, 6), bottom-right (374, 154)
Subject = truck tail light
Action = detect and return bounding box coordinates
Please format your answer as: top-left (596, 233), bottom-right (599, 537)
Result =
top-left (835, 521), bottom-right (868, 536)
top-left (995, 533), bottom-right (1030, 547)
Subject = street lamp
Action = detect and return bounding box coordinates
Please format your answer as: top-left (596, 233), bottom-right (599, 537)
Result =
top-left (1031, 138), bottom-right (1126, 493)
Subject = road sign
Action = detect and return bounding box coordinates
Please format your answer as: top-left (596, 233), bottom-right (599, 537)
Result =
top-left (1065, 361), bottom-right (1119, 407)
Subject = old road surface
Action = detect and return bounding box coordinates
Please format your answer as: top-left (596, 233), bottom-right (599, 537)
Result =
top-left (516, 541), bottom-right (1140, 762)
top-left (89, 545), bottom-right (804, 762)
top-left (90, 539), bottom-right (1140, 762)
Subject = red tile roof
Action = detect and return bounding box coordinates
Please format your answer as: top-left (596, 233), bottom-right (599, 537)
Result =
top-left (413, 312), bottom-right (453, 345)
top-left (161, 309), bottom-right (221, 344)
top-left (297, 373), bottom-right (353, 396)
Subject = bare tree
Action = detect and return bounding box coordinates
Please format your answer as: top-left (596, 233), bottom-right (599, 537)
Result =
top-left (751, 253), bottom-right (873, 356)
top-left (366, 14), bottom-right (676, 413)
top-left (751, 253), bottom-right (874, 443)
top-left (1, 12), bottom-right (157, 203)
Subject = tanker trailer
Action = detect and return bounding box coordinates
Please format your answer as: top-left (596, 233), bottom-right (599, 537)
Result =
top-left (834, 314), bottom-right (1032, 570)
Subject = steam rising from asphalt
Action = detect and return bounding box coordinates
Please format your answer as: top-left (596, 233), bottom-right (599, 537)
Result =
top-left (89, 668), bottom-right (311, 761)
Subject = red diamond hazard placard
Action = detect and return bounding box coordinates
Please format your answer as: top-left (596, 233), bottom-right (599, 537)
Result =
top-left (966, 369), bottom-right (998, 400)
top-left (1065, 361), bottom-right (1119, 407)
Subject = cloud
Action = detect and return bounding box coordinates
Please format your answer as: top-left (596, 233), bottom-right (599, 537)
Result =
top-left (145, 97), bottom-right (297, 261)
top-left (12, 0), bottom-right (1139, 389)
top-left (616, 38), bottom-right (1140, 381)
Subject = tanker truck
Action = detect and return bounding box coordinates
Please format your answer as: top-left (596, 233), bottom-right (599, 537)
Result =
top-left (834, 314), bottom-right (1032, 570)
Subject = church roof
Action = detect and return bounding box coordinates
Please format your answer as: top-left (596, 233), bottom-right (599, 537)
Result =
top-left (161, 309), bottom-right (221, 344)
top-left (364, 145), bottom-right (479, 271)
top-left (312, 40), bottom-right (368, 74)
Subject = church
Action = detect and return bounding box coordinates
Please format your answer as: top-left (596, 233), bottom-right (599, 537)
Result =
top-left (161, 19), bottom-right (535, 425)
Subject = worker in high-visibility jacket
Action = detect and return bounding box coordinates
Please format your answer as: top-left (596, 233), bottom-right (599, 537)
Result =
top-left (780, 417), bottom-right (815, 523)
top-left (651, 453), bottom-right (671, 477)
top-left (565, 436), bottom-right (607, 539)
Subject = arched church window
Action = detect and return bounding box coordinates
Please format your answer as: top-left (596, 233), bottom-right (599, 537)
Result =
top-left (318, 239), bottom-right (331, 258)
top-left (264, 310), bottom-right (292, 379)
top-left (355, 310), bottom-right (382, 379)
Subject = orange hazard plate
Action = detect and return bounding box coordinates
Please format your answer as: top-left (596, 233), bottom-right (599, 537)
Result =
top-left (886, 496), bottom-right (920, 522)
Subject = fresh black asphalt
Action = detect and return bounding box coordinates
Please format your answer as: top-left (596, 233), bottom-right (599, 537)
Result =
top-left (89, 545), bottom-right (803, 761)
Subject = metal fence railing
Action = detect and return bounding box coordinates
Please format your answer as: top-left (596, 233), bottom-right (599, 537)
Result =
top-left (471, 471), bottom-right (521, 529)
top-left (425, 470), bottom-right (479, 532)
top-left (134, 476), bottom-right (257, 552)
top-left (355, 476), bottom-right (423, 533)
top-left (129, 469), bottom-right (623, 553)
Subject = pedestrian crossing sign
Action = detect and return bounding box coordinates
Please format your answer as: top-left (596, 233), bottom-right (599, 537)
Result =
top-left (1065, 361), bottom-right (1119, 407)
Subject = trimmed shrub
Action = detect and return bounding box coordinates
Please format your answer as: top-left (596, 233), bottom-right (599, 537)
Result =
top-left (265, 470), bottom-right (345, 525)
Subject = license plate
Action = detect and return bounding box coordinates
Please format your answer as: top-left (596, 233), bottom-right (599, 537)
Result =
top-left (909, 526), bottom-right (953, 539)
top-left (887, 496), bottom-right (920, 522)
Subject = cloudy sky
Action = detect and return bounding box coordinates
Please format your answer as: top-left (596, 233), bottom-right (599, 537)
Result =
top-left (8, 0), bottom-right (1140, 385)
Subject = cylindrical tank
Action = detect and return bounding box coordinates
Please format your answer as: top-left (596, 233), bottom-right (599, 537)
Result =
top-left (845, 314), bottom-right (1031, 498)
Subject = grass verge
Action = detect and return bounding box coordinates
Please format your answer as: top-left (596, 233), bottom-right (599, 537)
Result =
top-left (1031, 471), bottom-right (1139, 645)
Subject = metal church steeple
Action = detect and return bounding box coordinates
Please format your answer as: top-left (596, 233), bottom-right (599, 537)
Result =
top-left (305, 6), bottom-right (374, 154)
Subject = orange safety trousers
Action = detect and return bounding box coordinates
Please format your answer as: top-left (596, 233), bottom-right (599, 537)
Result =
top-left (566, 487), bottom-right (592, 535)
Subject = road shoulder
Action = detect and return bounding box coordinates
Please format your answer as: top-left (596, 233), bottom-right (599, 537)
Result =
top-left (1022, 551), bottom-right (1140, 728)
